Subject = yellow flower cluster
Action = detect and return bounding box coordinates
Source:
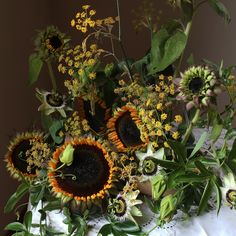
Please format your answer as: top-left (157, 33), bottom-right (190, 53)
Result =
top-left (59, 112), bottom-right (90, 138)
top-left (25, 139), bottom-right (50, 173)
top-left (71, 5), bottom-right (118, 33)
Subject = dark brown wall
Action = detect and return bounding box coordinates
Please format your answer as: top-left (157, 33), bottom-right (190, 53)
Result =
top-left (0, 0), bottom-right (235, 234)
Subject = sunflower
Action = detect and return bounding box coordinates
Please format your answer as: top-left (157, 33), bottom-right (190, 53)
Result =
top-left (48, 138), bottom-right (116, 209)
top-left (178, 66), bottom-right (221, 109)
top-left (36, 89), bottom-right (71, 117)
top-left (108, 190), bottom-right (143, 224)
top-left (34, 25), bottom-right (70, 60)
top-left (74, 96), bottom-right (110, 133)
top-left (221, 172), bottom-right (236, 209)
top-left (107, 106), bottom-right (148, 152)
top-left (135, 143), bottom-right (164, 182)
top-left (5, 132), bottom-right (45, 181)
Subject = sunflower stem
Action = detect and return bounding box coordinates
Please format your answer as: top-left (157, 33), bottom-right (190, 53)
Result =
top-left (46, 60), bottom-right (57, 91)
top-left (182, 108), bottom-right (201, 145)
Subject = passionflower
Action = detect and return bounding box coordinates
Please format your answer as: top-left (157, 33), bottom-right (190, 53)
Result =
top-left (5, 132), bottom-right (45, 181)
top-left (75, 97), bottom-right (110, 133)
top-left (48, 138), bottom-right (116, 208)
top-left (178, 66), bottom-right (221, 109)
top-left (36, 89), bottom-right (71, 117)
top-left (34, 25), bottom-right (70, 60)
top-left (108, 190), bottom-right (142, 224)
top-left (221, 172), bottom-right (236, 209)
top-left (107, 106), bottom-right (148, 152)
top-left (135, 143), bottom-right (164, 182)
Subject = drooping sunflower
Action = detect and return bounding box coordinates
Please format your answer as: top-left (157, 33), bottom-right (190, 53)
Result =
top-left (178, 66), bottom-right (221, 109)
top-left (74, 96), bottom-right (110, 133)
top-left (107, 106), bottom-right (148, 152)
top-left (36, 89), bottom-right (71, 117)
top-left (48, 137), bottom-right (116, 209)
top-left (5, 132), bottom-right (45, 181)
top-left (34, 25), bottom-right (70, 60)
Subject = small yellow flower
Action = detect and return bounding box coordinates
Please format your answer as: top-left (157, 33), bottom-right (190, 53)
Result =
top-left (90, 44), bottom-right (97, 51)
top-left (170, 89), bottom-right (175, 95)
top-left (155, 85), bottom-right (161, 92)
top-left (68, 69), bottom-right (74, 76)
top-left (159, 92), bottom-right (165, 99)
top-left (168, 76), bottom-right (173, 81)
top-left (89, 72), bottom-right (96, 80)
top-left (164, 142), bottom-right (170, 148)
top-left (89, 10), bottom-right (96, 16)
top-left (71, 19), bottom-right (76, 27)
top-left (156, 103), bottom-right (163, 110)
top-left (81, 27), bottom-right (87, 33)
top-left (76, 13), bottom-right (80, 18)
top-left (161, 113), bottom-right (167, 120)
top-left (156, 121), bottom-right (162, 128)
top-left (82, 5), bottom-right (90, 10)
top-left (164, 124), bottom-right (172, 132)
top-left (96, 19), bottom-right (103, 26)
top-left (172, 131), bottom-right (179, 140)
top-left (157, 130), bottom-right (163, 136)
top-left (159, 74), bottom-right (164, 80)
top-left (119, 80), bottom-right (125, 86)
top-left (174, 115), bottom-right (183, 123)
top-left (81, 12), bottom-right (86, 18)
top-left (146, 99), bottom-right (151, 107)
top-left (87, 58), bottom-right (96, 66)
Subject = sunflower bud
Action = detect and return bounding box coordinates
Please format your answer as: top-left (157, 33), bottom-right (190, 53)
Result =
top-left (59, 144), bottom-right (74, 166)
top-left (151, 174), bottom-right (166, 200)
top-left (159, 194), bottom-right (177, 224)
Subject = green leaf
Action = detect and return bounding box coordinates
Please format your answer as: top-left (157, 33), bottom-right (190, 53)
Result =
top-left (11, 232), bottom-right (25, 236)
top-left (175, 173), bottom-right (211, 183)
top-left (5, 222), bottom-right (27, 232)
top-left (23, 211), bottom-right (32, 231)
top-left (197, 179), bottom-right (213, 215)
top-left (155, 159), bottom-right (180, 170)
top-left (194, 160), bottom-right (212, 175)
top-left (114, 221), bottom-right (141, 233)
top-left (168, 140), bottom-right (187, 164)
top-left (208, 0), bottom-right (231, 23)
top-left (181, 0), bottom-right (194, 22)
top-left (43, 200), bottom-right (62, 212)
top-left (148, 28), bottom-right (187, 74)
top-left (189, 132), bottom-right (207, 158)
top-left (49, 120), bottom-right (64, 144)
top-left (98, 224), bottom-right (113, 236)
top-left (74, 216), bottom-right (87, 236)
top-left (213, 181), bottom-right (222, 215)
top-left (30, 185), bottom-right (45, 206)
top-left (112, 228), bottom-right (128, 236)
top-left (28, 53), bottom-right (43, 85)
top-left (41, 113), bottom-right (54, 133)
top-left (4, 182), bottom-right (29, 213)
top-left (187, 53), bottom-right (195, 66)
top-left (228, 139), bottom-right (236, 161)
top-left (209, 117), bottom-right (223, 143)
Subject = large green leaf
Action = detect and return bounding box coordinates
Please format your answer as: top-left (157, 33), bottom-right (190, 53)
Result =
top-left (189, 132), bottom-right (207, 158)
top-left (30, 185), bottom-right (45, 206)
top-left (209, 116), bottom-right (223, 143)
top-left (28, 53), bottom-right (43, 85)
top-left (168, 140), bottom-right (187, 164)
top-left (98, 224), bottom-right (113, 236)
top-left (5, 222), bottom-right (26, 232)
top-left (208, 0), bottom-right (231, 23)
top-left (213, 181), bottom-right (222, 215)
top-left (148, 28), bottom-right (187, 74)
top-left (197, 179), bottom-right (213, 215)
top-left (114, 221), bottom-right (141, 233)
top-left (4, 182), bottom-right (29, 213)
top-left (43, 200), bottom-right (62, 212)
top-left (175, 173), bottom-right (211, 183)
top-left (23, 211), bottom-right (32, 231)
top-left (49, 120), bottom-right (64, 144)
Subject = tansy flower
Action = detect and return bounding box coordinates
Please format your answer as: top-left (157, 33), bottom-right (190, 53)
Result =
top-left (221, 173), bottom-right (236, 209)
top-left (135, 143), bottom-right (165, 182)
top-left (107, 106), bottom-right (148, 152)
top-left (156, 103), bottom-right (163, 110)
top-left (108, 190), bottom-right (142, 225)
top-left (48, 137), bottom-right (116, 209)
top-left (172, 131), bottom-right (179, 140)
top-left (161, 113), bottom-right (167, 120)
top-left (5, 132), bottom-right (45, 181)
top-left (174, 115), bottom-right (183, 123)
top-left (178, 66), bottom-right (221, 109)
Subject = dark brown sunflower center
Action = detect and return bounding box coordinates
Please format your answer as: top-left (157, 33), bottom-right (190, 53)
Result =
top-left (56, 144), bottom-right (110, 197)
top-left (11, 139), bottom-right (36, 174)
top-left (115, 111), bottom-right (143, 148)
top-left (46, 93), bottom-right (64, 107)
top-left (47, 35), bottom-right (63, 51)
top-left (188, 77), bottom-right (203, 94)
top-left (226, 189), bottom-right (236, 204)
top-left (142, 156), bottom-right (158, 176)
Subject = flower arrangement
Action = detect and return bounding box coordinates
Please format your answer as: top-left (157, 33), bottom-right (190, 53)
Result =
top-left (4, 1), bottom-right (236, 235)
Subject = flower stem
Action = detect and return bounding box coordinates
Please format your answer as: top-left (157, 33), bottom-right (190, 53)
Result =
top-left (46, 60), bottom-right (57, 91)
top-left (182, 108), bottom-right (201, 145)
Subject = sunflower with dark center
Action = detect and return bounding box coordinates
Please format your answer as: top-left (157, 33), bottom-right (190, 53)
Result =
top-left (178, 66), bottom-right (221, 109)
top-left (5, 132), bottom-right (44, 181)
top-left (74, 96), bottom-right (110, 133)
top-left (34, 25), bottom-right (70, 60)
top-left (36, 88), bottom-right (71, 117)
top-left (48, 138), bottom-right (116, 208)
top-left (107, 106), bottom-right (148, 152)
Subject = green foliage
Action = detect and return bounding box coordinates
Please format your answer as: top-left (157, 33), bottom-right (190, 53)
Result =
top-left (28, 53), bottom-right (43, 86)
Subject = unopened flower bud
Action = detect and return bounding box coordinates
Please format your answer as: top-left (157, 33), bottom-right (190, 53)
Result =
top-left (60, 144), bottom-right (74, 166)
top-left (151, 175), bottom-right (166, 200)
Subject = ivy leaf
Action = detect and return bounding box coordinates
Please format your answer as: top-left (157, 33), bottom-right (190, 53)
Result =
top-left (208, 0), bottom-right (231, 23)
top-left (4, 182), bottom-right (29, 213)
top-left (5, 222), bottom-right (27, 232)
top-left (28, 53), bottom-right (43, 85)
top-left (197, 179), bottom-right (213, 215)
top-left (189, 132), bottom-right (207, 158)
